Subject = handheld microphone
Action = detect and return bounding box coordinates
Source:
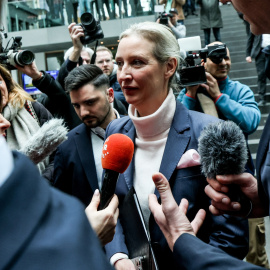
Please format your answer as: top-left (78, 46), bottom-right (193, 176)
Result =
top-left (198, 121), bottom-right (251, 215)
top-left (98, 133), bottom-right (134, 210)
top-left (19, 118), bottom-right (68, 164)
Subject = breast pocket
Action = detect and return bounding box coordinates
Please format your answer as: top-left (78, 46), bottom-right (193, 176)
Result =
top-left (171, 165), bottom-right (208, 207)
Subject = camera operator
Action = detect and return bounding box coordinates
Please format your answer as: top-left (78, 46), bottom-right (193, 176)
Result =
top-left (57, 22), bottom-right (94, 89)
top-left (157, 9), bottom-right (186, 39)
top-left (177, 41), bottom-right (260, 175)
top-left (57, 22), bottom-right (127, 115)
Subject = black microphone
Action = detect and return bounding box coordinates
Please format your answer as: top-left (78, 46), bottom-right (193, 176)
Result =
top-left (198, 121), bottom-right (252, 216)
top-left (98, 133), bottom-right (134, 210)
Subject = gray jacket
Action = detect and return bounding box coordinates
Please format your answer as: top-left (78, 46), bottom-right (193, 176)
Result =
top-left (199, 0), bottom-right (223, 29)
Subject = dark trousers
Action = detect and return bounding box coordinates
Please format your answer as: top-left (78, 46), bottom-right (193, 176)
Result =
top-left (255, 50), bottom-right (267, 100)
top-left (204, 28), bottom-right (221, 46)
top-left (184, 0), bottom-right (195, 13)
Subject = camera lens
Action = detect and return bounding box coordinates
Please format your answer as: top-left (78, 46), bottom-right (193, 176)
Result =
top-left (15, 50), bottom-right (35, 66)
top-left (81, 12), bottom-right (96, 31)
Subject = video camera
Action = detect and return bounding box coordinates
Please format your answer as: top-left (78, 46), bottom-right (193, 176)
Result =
top-left (77, 13), bottom-right (104, 45)
top-left (178, 36), bottom-right (227, 87)
top-left (0, 29), bottom-right (35, 70)
top-left (158, 12), bottom-right (173, 26)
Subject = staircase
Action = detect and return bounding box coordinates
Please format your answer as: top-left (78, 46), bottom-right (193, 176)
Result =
top-left (184, 3), bottom-right (270, 168)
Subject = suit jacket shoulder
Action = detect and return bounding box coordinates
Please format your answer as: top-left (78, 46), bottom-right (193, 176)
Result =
top-left (173, 234), bottom-right (263, 270)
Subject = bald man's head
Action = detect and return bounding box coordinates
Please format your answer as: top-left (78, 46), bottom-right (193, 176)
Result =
top-left (204, 42), bottom-right (231, 80)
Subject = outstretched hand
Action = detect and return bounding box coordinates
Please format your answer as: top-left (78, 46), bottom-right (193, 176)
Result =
top-left (149, 172), bottom-right (206, 251)
top-left (16, 61), bottom-right (41, 80)
top-left (85, 189), bottom-right (119, 246)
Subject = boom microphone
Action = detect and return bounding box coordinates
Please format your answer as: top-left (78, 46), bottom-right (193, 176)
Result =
top-left (98, 133), bottom-right (134, 210)
top-left (19, 118), bottom-right (68, 164)
top-left (198, 121), bottom-right (251, 214)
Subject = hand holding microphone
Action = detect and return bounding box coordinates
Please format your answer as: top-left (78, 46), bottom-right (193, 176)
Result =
top-left (98, 133), bottom-right (134, 210)
top-left (198, 121), bottom-right (253, 217)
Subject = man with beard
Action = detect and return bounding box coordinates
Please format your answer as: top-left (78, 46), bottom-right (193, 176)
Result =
top-left (53, 64), bottom-right (118, 207)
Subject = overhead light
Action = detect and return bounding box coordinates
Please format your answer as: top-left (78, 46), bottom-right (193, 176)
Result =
top-left (101, 41), bottom-right (104, 44)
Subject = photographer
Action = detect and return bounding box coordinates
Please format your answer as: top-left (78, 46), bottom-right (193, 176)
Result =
top-left (57, 22), bottom-right (127, 115)
top-left (157, 9), bottom-right (186, 39)
top-left (177, 42), bottom-right (260, 140)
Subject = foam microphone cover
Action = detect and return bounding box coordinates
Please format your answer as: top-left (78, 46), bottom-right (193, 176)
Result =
top-left (198, 121), bottom-right (248, 179)
top-left (20, 118), bottom-right (68, 164)
top-left (102, 133), bottom-right (134, 173)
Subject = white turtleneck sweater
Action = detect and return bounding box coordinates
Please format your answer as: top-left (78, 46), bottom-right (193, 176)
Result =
top-left (128, 89), bottom-right (176, 230)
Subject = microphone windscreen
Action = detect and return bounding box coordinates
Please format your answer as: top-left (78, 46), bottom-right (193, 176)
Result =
top-left (102, 133), bottom-right (134, 173)
top-left (20, 118), bottom-right (68, 164)
top-left (198, 121), bottom-right (248, 179)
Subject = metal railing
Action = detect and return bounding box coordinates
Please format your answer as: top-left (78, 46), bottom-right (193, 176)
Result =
top-left (7, 0), bottom-right (156, 32)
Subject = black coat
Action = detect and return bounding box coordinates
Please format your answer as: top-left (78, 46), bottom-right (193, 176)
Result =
top-left (0, 151), bottom-right (113, 270)
top-left (34, 72), bottom-right (81, 130)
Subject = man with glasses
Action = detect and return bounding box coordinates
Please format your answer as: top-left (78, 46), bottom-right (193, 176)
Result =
top-left (95, 46), bottom-right (128, 110)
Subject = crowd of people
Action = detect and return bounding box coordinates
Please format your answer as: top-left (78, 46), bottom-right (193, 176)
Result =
top-left (1, 0), bottom-right (270, 269)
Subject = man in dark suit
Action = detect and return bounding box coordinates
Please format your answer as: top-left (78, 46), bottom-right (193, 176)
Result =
top-left (246, 33), bottom-right (270, 106)
top-left (53, 64), bottom-right (119, 206)
top-left (0, 135), bottom-right (114, 270)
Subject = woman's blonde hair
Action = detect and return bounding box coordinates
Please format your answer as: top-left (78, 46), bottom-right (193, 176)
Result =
top-left (119, 22), bottom-right (182, 87)
top-left (0, 65), bottom-right (34, 108)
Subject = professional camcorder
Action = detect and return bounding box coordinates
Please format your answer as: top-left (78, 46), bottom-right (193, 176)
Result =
top-left (0, 31), bottom-right (35, 70)
top-left (178, 36), bottom-right (227, 86)
top-left (78, 13), bottom-right (104, 45)
top-left (158, 12), bottom-right (173, 26)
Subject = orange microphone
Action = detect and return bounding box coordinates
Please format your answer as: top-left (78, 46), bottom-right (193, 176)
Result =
top-left (98, 134), bottom-right (134, 210)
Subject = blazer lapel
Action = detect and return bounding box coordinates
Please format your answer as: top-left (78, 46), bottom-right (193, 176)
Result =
top-left (155, 102), bottom-right (191, 198)
top-left (74, 125), bottom-right (99, 192)
top-left (122, 119), bottom-right (136, 190)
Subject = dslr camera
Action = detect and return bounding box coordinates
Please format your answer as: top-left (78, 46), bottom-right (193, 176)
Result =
top-left (0, 35), bottom-right (35, 70)
top-left (178, 37), bottom-right (227, 86)
top-left (158, 12), bottom-right (173, 26)
top-left (78, 13), bottom-right (104, 45)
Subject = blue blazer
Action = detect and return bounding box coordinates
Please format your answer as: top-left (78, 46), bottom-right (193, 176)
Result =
top-left (0, 152), bottom-right (113, 270)
top-left (105, 101), bottom-right (249, 269)
top-left (53, 123), bottom-right (99, 206)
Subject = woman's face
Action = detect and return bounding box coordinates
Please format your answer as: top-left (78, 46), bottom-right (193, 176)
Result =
top-left (0, 75), bottom-right (9, 109)
top-left (0, 113), bottom-right (10, 138)
top-left (116, 35), bottom-right (174, 117)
